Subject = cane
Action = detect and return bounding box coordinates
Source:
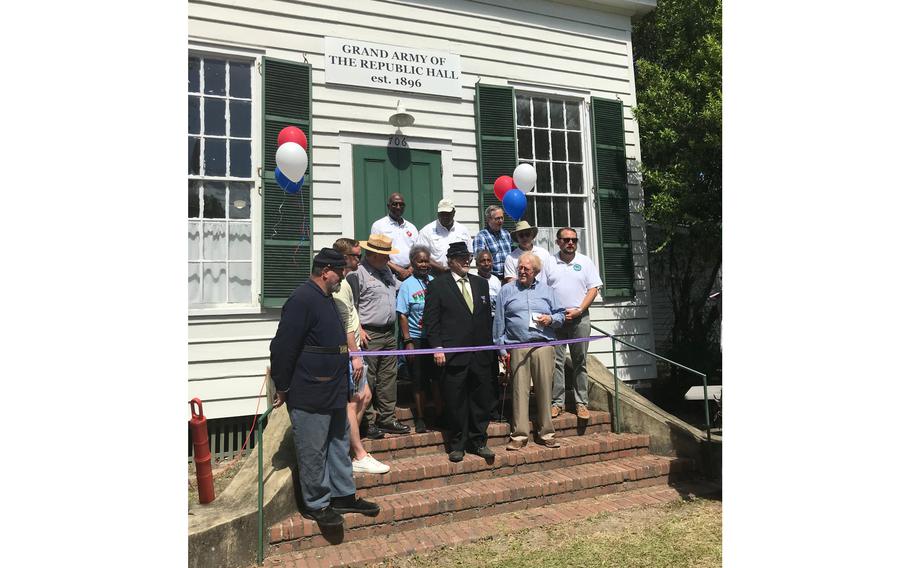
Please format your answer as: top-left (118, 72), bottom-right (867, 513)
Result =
top-left (498, 353), bottom-right (511, 422)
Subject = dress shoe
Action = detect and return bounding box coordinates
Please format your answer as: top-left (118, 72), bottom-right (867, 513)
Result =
top-left (468, 446), bottom-right (495, 459)
top-left (576, 403), bottom-right (590, 420)
top-left (448, 450), bottom-right (465, 462)
top-left (378, 420), bottom-right (411, 435)
top-left (414, 417), bottom-right (427, 433)
top-left (540, 437), bottom-right (561, 449)
top-left (362, 424), bottom-right (385, 440)
top-left (551, 405), bottom-right (562, 418)
top-left (505, 439), bottom-right (526, 451)
top-left (302, 506), bottom-right (344, 527)
top-left (330, 495), bottom-right (380, 517)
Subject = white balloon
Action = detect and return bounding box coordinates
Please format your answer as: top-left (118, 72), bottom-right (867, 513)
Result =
top-left (276, 142), bottom-right (309, 182)
top-left (512, 163), bottom-right (537, 193)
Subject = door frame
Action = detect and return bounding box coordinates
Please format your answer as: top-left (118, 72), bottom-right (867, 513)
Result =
top-left (338, 132), bottom-right (457, 240)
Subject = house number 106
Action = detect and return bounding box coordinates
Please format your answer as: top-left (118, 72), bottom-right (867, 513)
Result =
top-left (388, 135), bottom-right (408, 148)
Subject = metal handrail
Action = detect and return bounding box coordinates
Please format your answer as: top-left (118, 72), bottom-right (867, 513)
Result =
top-left (256, 405), bottom-right (274, 566)
top-left (590, 324), bottom-right (713, 443)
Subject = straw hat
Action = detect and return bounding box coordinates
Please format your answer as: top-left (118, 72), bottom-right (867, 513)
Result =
top-left (359, 234), bottom-right (399, 255)
top-left (512, 220), bottom-right (538, 238)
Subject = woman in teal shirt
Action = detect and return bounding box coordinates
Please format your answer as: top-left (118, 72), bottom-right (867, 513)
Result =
top-left (396, 245), bottom-right (442, 433)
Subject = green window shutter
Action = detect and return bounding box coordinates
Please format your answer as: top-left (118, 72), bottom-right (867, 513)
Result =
top-left (591, 97), bottom-right (634, 298)
top-left (261, 58), bottom-right (313, 308)
top-left (474, 84), bottom-right (518, 234)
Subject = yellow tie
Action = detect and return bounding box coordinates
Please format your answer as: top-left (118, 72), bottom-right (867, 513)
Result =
top-left (459, 278), bottom-right (473, 313)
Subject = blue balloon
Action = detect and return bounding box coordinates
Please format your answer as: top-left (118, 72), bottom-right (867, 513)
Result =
top-left (502, 188), bottom-right (527, 220)
top-left (275, 167), bottom-right (304, 194)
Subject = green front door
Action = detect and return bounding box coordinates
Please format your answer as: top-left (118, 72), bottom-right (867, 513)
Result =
top-left (352, 145), bottom-right (443, 240)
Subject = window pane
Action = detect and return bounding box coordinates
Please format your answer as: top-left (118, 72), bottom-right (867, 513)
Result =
top-left (202, 263), bottom-right (227, 304)
top-left (230, 140), bottom-right (251, 178)
top-left (551, 131), bottom-right (566, 161)
top-left (188, 180), bottom-right (200, 217)
top-left (229, 262), bottom-right (252, 303)
top-left (569, 164), bottom-right (584, 194)
top-left (518, 129), bottom-right (533, 160)
top-left (228, 183), bottom-right (251, 219)
top-left (516, 95), bottom-right (531, 126)
top-left (549, 100), bottom-right (565, 129)
top-left (229, 222), bottom-right (252, 260)
top-left (203, 221), bottom-right (227, 259)
top-left (203, 182), bottom-right (227, 218)
top-left (570, 196), bottom-right (586, 227)
top-left (535, 161), bottom-right (551, 193)
top-left (565, 103), bottom-right (580, 130)
top-left (203, 59), bottom-right (226, 95)
top-left (188, 221), bottom-right (201, 260)
top-left (535, 196), bottom-right (552, 227)
top-left (554, 197), bottom-right (569, 227)
top-left (553, 163), bottom-right (568, 193)
top-left (532, 98), bottom-right (548, 127)
top-left (533, 129), bottom-right (549, 160)
top-left (204, 138), bottom-right (226, 176)
top-left (203, 98), bottom-right (226, 135)
top-left (188, 137), bottom-right (201, 175)
top-left (524, 197), bottom-right (536, 225)
top-left (188, 57), bottom-right (200, 92)
top-left (188, 262), bottom-right (202, 304)
top-left (229, 100), bottom-right (251, 137)
top-left (229, 61), bottom-right (251, 98)
top-left (188, 95), bottom-right (200, 134)
top-left (567, 131), bottom-right (582, 162)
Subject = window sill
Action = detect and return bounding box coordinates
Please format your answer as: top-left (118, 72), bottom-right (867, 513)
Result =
top-left (189, 306), bottom-right (263, 317)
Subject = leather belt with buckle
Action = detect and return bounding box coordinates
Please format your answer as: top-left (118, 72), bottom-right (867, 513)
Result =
top-left (302, 345), bottom-right (349, 354)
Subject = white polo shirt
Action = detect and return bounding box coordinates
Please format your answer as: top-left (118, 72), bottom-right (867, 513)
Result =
top-left (503, 245), bottom-right (553, 283)
top-left (547, 252), bottom-right (602, 310)
top-left (416, 219), bottom-right (473, 264)
top-left (370, 215), bottom-right (418, 267)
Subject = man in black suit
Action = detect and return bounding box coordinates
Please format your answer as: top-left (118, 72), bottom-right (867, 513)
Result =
top-left (423, 242), bottom-right (497, 463)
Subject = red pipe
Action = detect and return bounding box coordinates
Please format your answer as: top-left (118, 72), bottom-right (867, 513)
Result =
top-left (189, 398), bottom-right (215, 504)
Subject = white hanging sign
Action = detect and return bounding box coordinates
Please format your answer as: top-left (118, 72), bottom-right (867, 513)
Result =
top-left (324, 37), bottom-right (462, 98)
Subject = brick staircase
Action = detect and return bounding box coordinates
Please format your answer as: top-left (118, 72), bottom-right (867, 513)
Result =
top-left (258, 405), bottom-right (706, 567)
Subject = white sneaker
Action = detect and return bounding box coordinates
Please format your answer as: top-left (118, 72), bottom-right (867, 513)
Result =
top-left (352, 454), bottom-right (390, 474)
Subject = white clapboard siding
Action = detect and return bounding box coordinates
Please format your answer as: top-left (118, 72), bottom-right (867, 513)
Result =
top-left (188, 0), bottom-right (658, 418)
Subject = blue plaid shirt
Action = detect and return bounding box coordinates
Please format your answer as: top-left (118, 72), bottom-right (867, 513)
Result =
top-left (473, 227), bottom-right (513, 277)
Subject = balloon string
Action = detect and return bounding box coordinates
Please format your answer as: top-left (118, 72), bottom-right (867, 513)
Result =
top-left (291, 192), bottom-right (308, 267)
top-left (270, 192), bottom-right (287, 239)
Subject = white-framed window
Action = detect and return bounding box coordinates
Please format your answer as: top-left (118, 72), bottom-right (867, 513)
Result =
top-left (516, 93), bottom-right (591, 255)
top-left (188, 54), bottom-right (255, 308)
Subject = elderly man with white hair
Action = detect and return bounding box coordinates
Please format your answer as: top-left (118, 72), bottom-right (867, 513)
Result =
top-left (493, 251), bottom-right (566, 450)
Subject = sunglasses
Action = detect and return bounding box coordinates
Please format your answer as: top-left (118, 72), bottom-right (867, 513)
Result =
top-left (389, 202), bottom-right (405, 208)
top-left (559, 237), bottom-right (579, 243)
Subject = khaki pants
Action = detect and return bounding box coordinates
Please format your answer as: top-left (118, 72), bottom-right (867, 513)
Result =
top-left (509, 345), bottom-right (556, 443)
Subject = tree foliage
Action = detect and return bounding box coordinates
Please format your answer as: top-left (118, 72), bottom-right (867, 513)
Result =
top-left (633, 0), bottom-right (722, 244)
top-left (632, 0), bottom-right (723, 390)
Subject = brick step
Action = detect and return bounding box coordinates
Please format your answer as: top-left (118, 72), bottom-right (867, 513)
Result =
top-left (261, 480), bottom-right (720, 568)
top-left (363, 409), bottom-right (611, 460)
top-left (268, 454), bottom-right (692, 555)
top-left (388, 393), bottom-right (566, 428)
top-left (355, 432), bottom-right (650, 498)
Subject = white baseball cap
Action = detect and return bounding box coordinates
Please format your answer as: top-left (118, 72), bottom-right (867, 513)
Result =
top-left (437, 198), bottom-right (456, 213)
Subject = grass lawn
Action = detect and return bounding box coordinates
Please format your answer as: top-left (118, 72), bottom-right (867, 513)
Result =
top-left (372, 497), bottom-right (721, 568)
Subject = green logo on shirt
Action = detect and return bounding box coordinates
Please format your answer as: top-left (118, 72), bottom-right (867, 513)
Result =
top-left (573, 264), bottom-right (582, 271)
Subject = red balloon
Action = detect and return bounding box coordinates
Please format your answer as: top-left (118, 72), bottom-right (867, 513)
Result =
top-left (493, 175), bottom-right (515, 201)
top-left (278, 126), bottom-right (308, 150)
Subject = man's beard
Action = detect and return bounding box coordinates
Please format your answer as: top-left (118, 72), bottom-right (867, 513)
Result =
top-left (329, 280), bottom-right (342, 294)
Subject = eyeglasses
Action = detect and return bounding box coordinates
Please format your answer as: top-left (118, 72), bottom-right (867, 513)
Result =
top-left (491, 216), bottom-right (504, 222)
top-left (389, 202), bottom-right (405, 208)
top-left (559, 237), bottom-right (579, 243)
top-left (453, 255), bottom-right (473, 263)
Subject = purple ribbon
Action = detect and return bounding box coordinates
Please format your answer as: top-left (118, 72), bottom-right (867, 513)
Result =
top-left (351, 335), bottom-right (610, 358)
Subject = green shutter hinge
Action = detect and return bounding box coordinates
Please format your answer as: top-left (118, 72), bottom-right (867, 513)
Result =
top-left (257, 61), bottom-right (262, 75)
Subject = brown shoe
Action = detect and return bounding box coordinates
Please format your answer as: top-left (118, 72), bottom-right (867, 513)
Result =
top-left (550, 405), bottom-right (562, 418)
top-left (540, 438), bottom-right (561, 449)
top-left (576, 404), bottom-right (590, 420)
top-left (506, 439), bottom-right (526, 451)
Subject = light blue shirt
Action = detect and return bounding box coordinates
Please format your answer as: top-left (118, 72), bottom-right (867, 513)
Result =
top-left (396, 274), bottom-right (433, 338)
top-left (493, 280), bottom-right (566, 352)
